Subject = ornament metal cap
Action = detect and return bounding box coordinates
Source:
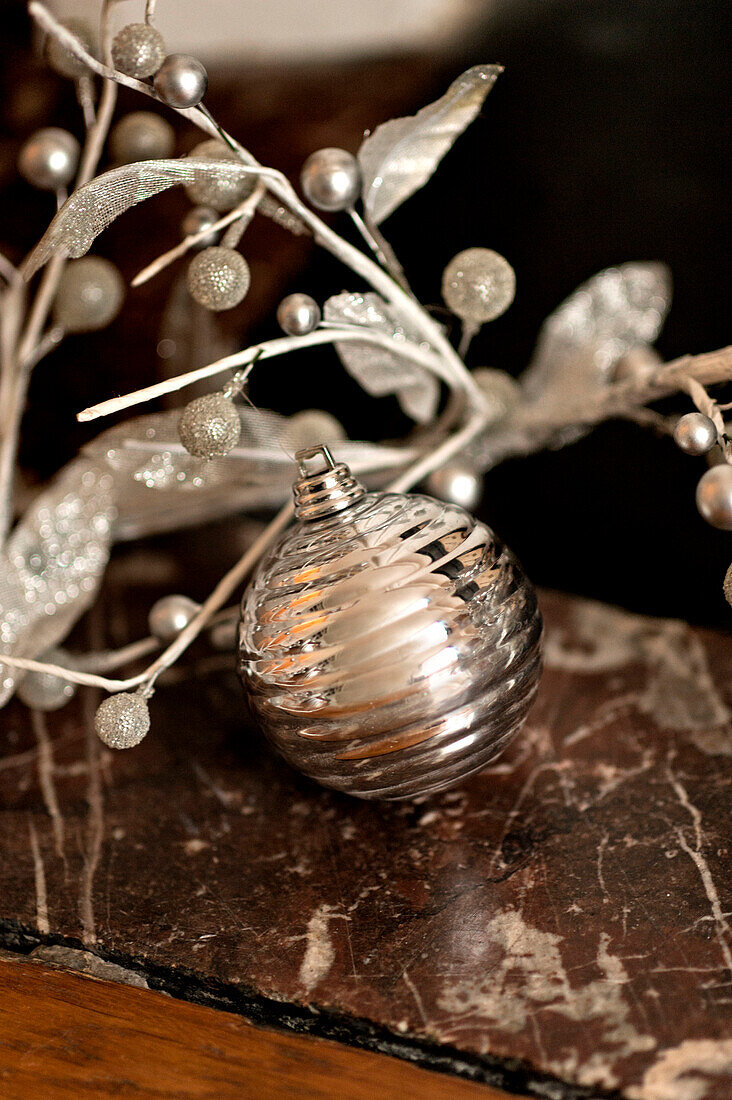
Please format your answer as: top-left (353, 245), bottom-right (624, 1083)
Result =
top-left (293, 445), bottom-right (365, 521)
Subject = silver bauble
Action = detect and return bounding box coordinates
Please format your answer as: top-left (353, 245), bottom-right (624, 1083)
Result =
top-left (300, 148), bottom-right (360, 212)
top-left (111, 22), bottom-right (166, 78)
top-left (18, 128), bottom-right (80, 191)
top-left (182, 205), bottom-right (220, 249)
top-left (17, 648), bottom-right (76, 711)
top-left (45, 18), bottom-right (94, 79)
top-left (277, 293), bottom-right (321, 336)
top-left (239, 446), bottom-right (542, 800)
top-left (148, 594), bottom-right (200, 643)
top-left (426, 461), bottom-right (483, 511)
top-left (696, 465), bottom-right (732, 530)
top-left (153, 54), bottom-right (208, 108)
top-left (94, 692), bottom-right (150, 749)
top-left (187, 246), bottom-right (250, 311)
top-left (53, 257), bottom-right (125, 333)
top-left (674, 412), bottom-right (717, 456)
top-left (110, 111), bottom-right (175, 163)
top-left (184, 139), bottom-right (256, 212)
top-left (284, 409), bottom-right (346, 453)
top-left (178, 392), bottom-right (241, 459)
top-left (442, 248), bottom-right (516, 325)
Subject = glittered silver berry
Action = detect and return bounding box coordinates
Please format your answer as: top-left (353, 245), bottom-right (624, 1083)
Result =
top-left (300, 148), bottom-right (360, 212)
top-left (674, 412), bottom-right (717, 456)
top-left (109, 111), bottom-right (175, 163)
top-left (277, 293), bottom-right (321, 337)
top-left (18, 127), bottom-right (80, 191)
top-left (182, 205), bottom-right (220, 250)
top-left (111, 22), bottom-right (166, 79)
top-left (696, 465), bottom-right (732, 530)
top-left (17, 648), bottom-right (76, 711)
top-left (442, 247), bottom-right (516, 325)
top-left (148, 594), bottom-right (200, 643)
top-left (178, 392), bottom-right (241, 459)
top-left (45, 18), bottom-right (95, 79)
top-left (153, 54), bottom-right (208, 108)
top-left (94, 691), bottom-right (150, 749)
top-left (184, 139), bottom-right (255, 212)
top-left (187, 246), bottom-right (250, 311)
top-left (53, 257), bottom-right (125, 333)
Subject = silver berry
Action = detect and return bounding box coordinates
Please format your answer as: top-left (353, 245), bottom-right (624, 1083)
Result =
top-left (178, 392), bottom-right (241, 459)
top-left (442, 247), bottom-right (516, 325)
top-left (724, 564), bottom-right (732, 609)
top-left (185, 139), bottom-right (255, 212)
top-left (472, 367), bottom-right (521, 421)
top-left (94, 691), bottom-right (150, 749)
top-left (182, 206), bottom-right (220, 249)
top-left (17, 648), bottom-right (76, 711)
top-left (277, 293), bottom-right (321, 336)
top-left (674, 412), bottom-right (717, 456)
top-left (148, 594), bottom-right (200, 643)
top-left (187, 246), bottom-right (250, 311)
top-left (109, 111), bottom-right (175, 163)
top-left (18, 128), bottom-right (80, 191)
top-left (45, 18), bottom-right (94, 79)
top-left (696, 465), bottom-right (732, 530)
top-left (426, 462), bottom-right (483, 512)
top-left (300, 148), bottom-right (360, 212)
top-left (111, 22), bottom-right (166, 79)
top-left (53, 257), bottom-right (125, 333)
top-left (153, 54), bottom-right (208, 108)
top-left (285, 409), bottom-right (345, 453)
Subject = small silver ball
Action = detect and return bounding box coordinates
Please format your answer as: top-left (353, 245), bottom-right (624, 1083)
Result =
top-left (17, 648), bottom-right (76, 711)
top-left (187, 246), bottom-right (250, 311)
top-left (300, 148), bottom-right (360, 212)
top-left (18, 128), bottom-right (80, 191)
top-left (184, 139), bottom-right (255, 212)
top-left (613, 346), bottom-right (662, 383)
top-left (277, 293), bottom-right (321, 336)
top-left (696, 465), bottom-right (732, 530)
top-left (109, 111), bottom-right (175, 163)
top-left (45, 19), bottom-right (95, 79)
top-left (53, 257), bottom-right (125, 333)
top-left (148, 594), bottom-right (200, 643)
top-left (426, 462), bottom-right (483, 512)
top-left (111, 22), bottom-right (166, 79)
top-left (724, 564), bottom-right (732, 610)
top-left (472, 367), bottom-right (521, 421)
top-left (178, 392), bottom-right (241, 459)
top-left (153, 54), bottom-right (208, 108)
top-left (442, 248), bottom-right (516, 325)
top-left (674, 412), bottom-right (717, 456)
top-left (182, 205), bottom-right (220, 248)
top-left (94, 692), bottom-right (150, 750)
top-left (285, 409), bottom-right (346, 453)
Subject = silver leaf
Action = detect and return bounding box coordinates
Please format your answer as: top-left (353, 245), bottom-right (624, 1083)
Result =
top-left (0, 460), bottom-right (114, 705)
top-left (324, 292), bottom-right (438, 423)
top-left (358, 64), bottom-right (502, 227)
top-left (521, 262), bottom-right (672, 401)
top-left (24, 159), bottom-right (264, 276)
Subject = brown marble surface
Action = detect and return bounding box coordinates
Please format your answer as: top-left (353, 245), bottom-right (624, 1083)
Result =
top-left (0, 532), bottom-right (731, 1100)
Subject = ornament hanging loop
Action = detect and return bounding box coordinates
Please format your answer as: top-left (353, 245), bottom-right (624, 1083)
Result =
top-left (293, 446), bottom-right (365, 521)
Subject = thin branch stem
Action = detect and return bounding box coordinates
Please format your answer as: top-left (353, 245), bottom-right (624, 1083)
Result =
top-left (348, 208), bottom-right (412, 294)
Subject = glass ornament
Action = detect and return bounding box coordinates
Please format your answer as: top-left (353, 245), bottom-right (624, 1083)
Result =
top-left (239, 446), bottom-right (543, 800)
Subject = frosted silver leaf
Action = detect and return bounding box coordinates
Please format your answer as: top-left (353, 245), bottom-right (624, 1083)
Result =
top-left (24, 158), bottom-right (265, 276)
top-left (521, 262), bottom-right (672, 401)
top-left (0, 460), bottom-right (114, 705)
top-left (358, 64), bottom-right (501, 227)
top-left (324, 292), bottom-right (438, 423)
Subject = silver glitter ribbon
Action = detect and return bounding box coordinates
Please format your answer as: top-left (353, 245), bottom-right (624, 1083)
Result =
top-left (0, 460), bottom-right (115, 704)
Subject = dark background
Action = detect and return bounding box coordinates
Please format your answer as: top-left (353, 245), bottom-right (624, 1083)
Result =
top-left (1, 0), bottom-right (730, 625)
